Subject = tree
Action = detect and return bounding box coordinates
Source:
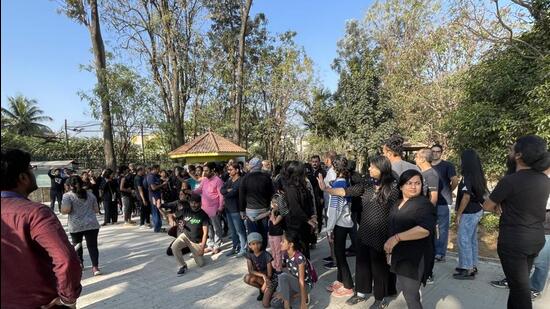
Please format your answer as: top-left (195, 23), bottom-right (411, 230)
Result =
top-left (233, 0), bottom-right (253, 145)
top-left (104, 0), bottom-right (205, 149)
top-left (1, 95), bottom-right (53, 136)
top-left (332, 20), bottom-right (395, 164)
top-left (59, 0), bottom-right (117, 169)
top-left (80, 63), bottom-right (158, 165)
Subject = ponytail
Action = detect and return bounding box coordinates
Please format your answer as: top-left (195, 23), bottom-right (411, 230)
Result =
top-left (67, 176), bottom-right (88, 200)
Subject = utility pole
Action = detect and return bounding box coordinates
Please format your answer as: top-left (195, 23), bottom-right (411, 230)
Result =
top-left (64, 119), bottom-right (69, 156)
top-left (140, 124), bottom-right (146, 164)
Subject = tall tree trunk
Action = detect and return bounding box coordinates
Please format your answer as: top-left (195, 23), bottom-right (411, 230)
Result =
top-left (233, 0), bottom-right (253, 145)
top-left (89, 0), bottom-right (116, 169)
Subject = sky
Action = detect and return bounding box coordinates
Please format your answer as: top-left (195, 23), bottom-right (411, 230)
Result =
top-left (1, 0), bottom-right (374, 133)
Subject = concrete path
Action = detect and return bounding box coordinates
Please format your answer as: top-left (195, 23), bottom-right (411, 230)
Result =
top-left (56, 213), bottom-right (549, 309)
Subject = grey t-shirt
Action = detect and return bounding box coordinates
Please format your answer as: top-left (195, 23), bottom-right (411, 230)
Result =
top-left (391, 160), bottom-right (420, 179)
top-left (422, 168), bottom-right (440, 197)
top-left (62, 192), bottom-right (101, 233)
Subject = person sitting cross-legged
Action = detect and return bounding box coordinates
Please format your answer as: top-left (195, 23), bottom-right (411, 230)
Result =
top-left (170, 193), bottom-right (209, 276)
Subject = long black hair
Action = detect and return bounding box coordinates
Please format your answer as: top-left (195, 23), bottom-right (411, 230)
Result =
top-left (67, 175), bottom-right (88, 200)
top-left (285, 161), bottom-right (307, 189)
top-left (370, 155), bottom-right (396, 205)
top-left (332, 155), bottom-right (349, 179)
top-left (514, 135), bottom-right (550, 172)
top-left (460, 149), bottom-right (488, 199)
top-left (283, 230), bottom-right (303, 252)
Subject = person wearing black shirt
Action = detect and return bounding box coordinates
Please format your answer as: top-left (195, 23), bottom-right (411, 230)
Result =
top-left (283, 161), bottom-right (316, 259)
top-left (48, 168), bottom-right (65, 213)
top-left (384, 170), bottom-right (436, 309)
top-left (119, 166), bottom-right (135, 225)
top-left (430, 144), bottom-right (459, 262)
top-left (134, 167), bottom-right (150, 228)
top-left (484, 135), bottom-right (550, 309)
top-left (310, 155), bottom-right (326, 234)
top-left (239, 157), bottom-right (275, 250)
top-left (221, 163), bottom-right (247, 257)
top-left (100, 169), bottom-right (119, 225)
top-left (170, 193), bottom-right (209, 276)
top-left (452, 150), bottom-right (487, 280)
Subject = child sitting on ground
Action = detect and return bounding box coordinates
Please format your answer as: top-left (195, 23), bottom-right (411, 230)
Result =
top-left (244, 232), bottom-right (276, 308)
top-left (272, 231), bottom-right (315, 309)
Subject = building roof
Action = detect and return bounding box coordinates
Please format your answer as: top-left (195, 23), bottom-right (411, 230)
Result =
top-left (168, 131), bottom-right (248, 159)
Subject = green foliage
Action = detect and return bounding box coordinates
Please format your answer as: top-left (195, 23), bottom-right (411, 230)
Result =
top-left (445, 33), bottom-right (550, 178)
top-left (1, 95), bottom-right (53, 136)
top-left (480, 213), bottom-right (500, 233)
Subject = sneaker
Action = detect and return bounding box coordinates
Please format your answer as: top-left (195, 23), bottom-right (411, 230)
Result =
top-left (326, 281), bottom-right (343, 292)
top-left (426, 275), bottom-right (434, 285)
top-left (369, 299), bottom-right (389, 309)
top-left (490, 278), bottom-right (509, 289)
top-left (257, 291), bottom-right (264, 301)
top-left (213, 248), bottom-right (220, 255)
top-left (453, 269), bottom-right (475, 280)
top-left (434, 255), bottom-right (446, 262)
top-left (531, 290), bottom-right (541, 300)
top-left (177, 265), bottom-right (188, 276)
top-left (235, 251), bottom-right (247, 258)
top-left (225, 249), bottom-right (237, 257)
top-left (139, 225), bottom-right (147, 229)
top-left (346, 294), bottom-right (368, 306)
top-left (323, 256), bottom-right (333, 262)
top-left (456, 267), bottom-right (478, 274)
top-left (332, 287), bottom-right (354, 298)
top-left (324, 261), bottom-right (337, 270)
top-left (92, 267), bottom-right (102, 276)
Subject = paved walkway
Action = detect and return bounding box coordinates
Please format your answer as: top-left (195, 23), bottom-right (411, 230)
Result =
top-left (57, 213), bottom-right (549, 309)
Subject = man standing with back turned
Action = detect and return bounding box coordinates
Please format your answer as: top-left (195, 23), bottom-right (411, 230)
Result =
top-left (1, 148), bottom-right (82, 309)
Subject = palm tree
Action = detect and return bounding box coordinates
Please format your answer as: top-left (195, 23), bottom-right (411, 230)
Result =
top-left (1, 95), bottom-right (53, 136)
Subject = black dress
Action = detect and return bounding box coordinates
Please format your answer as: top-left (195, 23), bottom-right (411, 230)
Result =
top-left (388, 195), bottom-right (436, 283)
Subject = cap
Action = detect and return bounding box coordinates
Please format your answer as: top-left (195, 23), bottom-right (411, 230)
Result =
top-left (247, 232), bottom-right (263, 244)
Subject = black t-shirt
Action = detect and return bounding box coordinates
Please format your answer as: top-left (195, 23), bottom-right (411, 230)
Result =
top-left (121, 174), bottom-right (134, 197)
top-left (167, 175), bottom-right (182, 202)
top-left (134, 175), bottom-right (148, 200)
top-left (48, 171), bottom-right (65, 192)
top-left (389, 195), bottom-right (436, 281)
top-left (432, 160), bottom-right (457, 205)
top-left (490, 169), bottom-right (550, 251)
top-left (175, 207), bottom-right (209, 243)
top-left (268, 210), bottom-right (284, 236)
top-left (455, 178), bottom-right (484, 214)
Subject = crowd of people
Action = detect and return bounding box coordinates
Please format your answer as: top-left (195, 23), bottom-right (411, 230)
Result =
top-left (1, 133), bottom-right (549, 309)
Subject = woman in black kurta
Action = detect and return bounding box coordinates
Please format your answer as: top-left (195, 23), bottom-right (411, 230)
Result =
top-left (319, 155), bottom-right (399, 307)
top-left (384, 169), bottom-right (436, 309)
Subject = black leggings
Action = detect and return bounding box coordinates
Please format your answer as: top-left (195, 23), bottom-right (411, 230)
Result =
top-left (70, 229), bottom-right (100, 267)
top-left (355, 242), bottom-right (396, 300)
top-left (334, 225), bottom-right (354, 289)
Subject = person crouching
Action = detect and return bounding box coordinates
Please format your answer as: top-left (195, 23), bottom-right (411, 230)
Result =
top-left (171, 193), bottom-right (209, 276)
top-left (244, 232), bottom-right (276, 307)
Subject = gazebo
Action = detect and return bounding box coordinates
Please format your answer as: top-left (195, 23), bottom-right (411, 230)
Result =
top-left (168, 131), bottom-right (249, 164)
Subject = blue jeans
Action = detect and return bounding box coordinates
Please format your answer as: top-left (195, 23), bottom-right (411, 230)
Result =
top-left (435, 205), bottom-right (450, 257)
top-left (457, 210), bottom-right (483, 269)
top-left (226, 210), bottom-right (247, 253)
top-left (245, 216), bottom-right (269, 250)
top-left (150, 197), bottom-right (162, 232)
top-left (530, 235), bottom-right (550, 292)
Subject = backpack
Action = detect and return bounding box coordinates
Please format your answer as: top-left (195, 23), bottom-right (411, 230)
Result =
top-left (307, 259), bottom-right (318, 284)
top-left (272, 192), bottom-right (289, 217)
